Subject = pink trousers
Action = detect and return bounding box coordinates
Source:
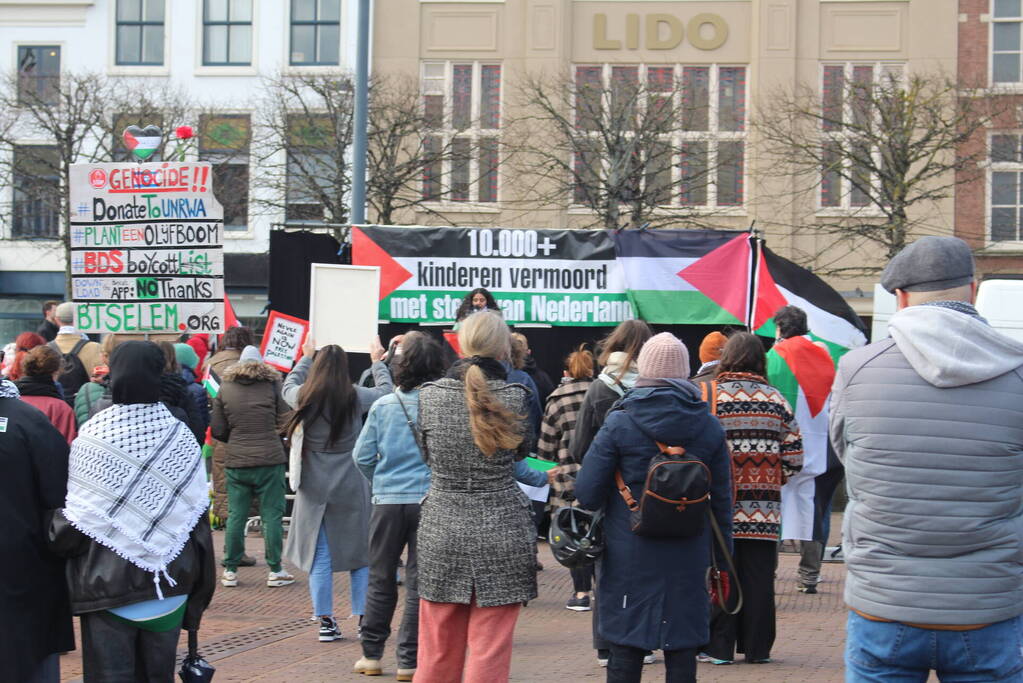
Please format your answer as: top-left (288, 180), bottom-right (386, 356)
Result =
top-left (413, 597), bottom-right (521, 683)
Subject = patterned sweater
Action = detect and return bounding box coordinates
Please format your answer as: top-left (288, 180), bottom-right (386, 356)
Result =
top-left (536, 378), bottom-right (592, 510)
top-left (712, 371), bottom-right (803, 541)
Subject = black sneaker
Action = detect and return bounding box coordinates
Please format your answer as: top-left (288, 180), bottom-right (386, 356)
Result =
top-left (566, 595), bottom-right (591, 612)
top-left (319, 617), bottom-right (342, 642)
top-left (797, 582), bottom-right (818, 594)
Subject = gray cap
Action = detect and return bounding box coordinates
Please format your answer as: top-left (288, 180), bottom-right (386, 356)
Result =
top-left (880, 236), bottom-right (975, 293)
top-left (55, 301), bottom-right (76, 324)
top-left (239, 345), bottom-right (263, 363)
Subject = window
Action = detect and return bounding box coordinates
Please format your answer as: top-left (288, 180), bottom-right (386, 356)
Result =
top-left (421, 62), bottom-right (502, 204)
top-left (286, 114), bottom-right (336, 221)
top-left (17, 46), bottom-right (60, 105)
top-left (819, 62), bottom-right (903, 210)
top-left (570, 64), bottom-right (747, 210)
top-left (290, 0), bottom-right (340, 66)
top-left (994, 0), bottom-right (1023, 83)
top-left (989, 133), bottom-right (1023, 242)
top-left (203, 0), bottom-right (253, 66)
top-left (12, 146), bottom-right (60, 239)
top-left (200, 115), bottom-right (251, 231)
top-left (116, 0), bottom-right (165, 66)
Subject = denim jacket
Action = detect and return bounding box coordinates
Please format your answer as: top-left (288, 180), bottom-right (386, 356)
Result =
top-left (353, 388), bottom-right (430, 504)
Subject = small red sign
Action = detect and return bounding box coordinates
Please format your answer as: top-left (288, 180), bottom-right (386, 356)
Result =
top-left (89, 169), bottom-right (107, 189)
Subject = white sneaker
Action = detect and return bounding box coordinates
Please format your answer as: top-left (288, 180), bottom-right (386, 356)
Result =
top-left (267, 569), bottom-right (295, 587)
top-left (221, 570), bottom-right (238, 587)
top-left (643, 653), bottom-right (656, 665)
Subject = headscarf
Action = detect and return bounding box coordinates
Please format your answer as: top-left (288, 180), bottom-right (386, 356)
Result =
top-left (185, 333), bottom-right (210, 370)
top-left (64, 340), bottom-right (207, 598)
top-left (109, 341), bottom-right (164, 404)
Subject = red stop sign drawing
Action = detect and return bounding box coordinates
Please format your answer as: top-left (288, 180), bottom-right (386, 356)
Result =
top-left (89, 169), bottom-right (107, 189)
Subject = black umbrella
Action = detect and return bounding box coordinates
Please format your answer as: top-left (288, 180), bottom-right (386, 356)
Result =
top-left (178, 630), bottom-right (215, 683)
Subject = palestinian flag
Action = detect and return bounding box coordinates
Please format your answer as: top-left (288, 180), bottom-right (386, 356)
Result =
top-left (613, 230), bottom-right (867, 356)
top-left (614, 229), bottom-right (751, 325)
top-left (122, 129), bottom-right (161, 161)
top-left (753, 244), bottom-right (867, 360)
top-left (202, 366), bottom-right (221, 398)
top-left (768, 334), bottom-right (836, 541)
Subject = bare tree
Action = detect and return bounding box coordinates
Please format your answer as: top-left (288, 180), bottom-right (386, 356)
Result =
top-left (510, 67), bottom-right (734, 230)
top-left (367, 73), bottom-right (470, 225)
top-left (0, 71), bottom-right (195, 294)
top-left (252, 72), bottom-right (355, 229)
top-left (755, 69), bottom-right (999, 274)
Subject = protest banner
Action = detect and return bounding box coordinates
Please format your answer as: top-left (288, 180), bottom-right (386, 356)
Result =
top-left (260, 310), bottom-right (309, 372)
top-left (352, 226), bottom-right (632, 326)
top-left (68, 161), bottom-right (225, 334)
top-left (309, 264), bottom-right (380, 354)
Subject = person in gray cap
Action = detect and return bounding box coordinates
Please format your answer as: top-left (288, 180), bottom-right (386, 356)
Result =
top-left (832, 236), bottom-right (1023, 680)
top-left (50, 301), bottom-right (102, 405)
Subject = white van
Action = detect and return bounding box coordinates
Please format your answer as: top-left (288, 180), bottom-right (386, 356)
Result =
top-left (871, 279), bottom-right (1023, 343)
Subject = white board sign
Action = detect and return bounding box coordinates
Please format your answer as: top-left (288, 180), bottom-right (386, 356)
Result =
top-left (309, 264), bottom-right (380, 354)
top-left (68, 161), bottom-right (225, 334)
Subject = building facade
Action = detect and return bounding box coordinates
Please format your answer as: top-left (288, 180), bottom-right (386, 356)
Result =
top-left (957, 0), bottom-right (1023, 278)
top-left (375, 0), bottom-right (961, 314)
top-left (0, 0), bottom-right (359, 338)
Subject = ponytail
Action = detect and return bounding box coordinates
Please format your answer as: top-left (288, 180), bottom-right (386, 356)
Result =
top-left (464, 363), bottom-right (523, 457)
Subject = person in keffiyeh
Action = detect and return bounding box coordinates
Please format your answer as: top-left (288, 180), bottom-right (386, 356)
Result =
top-left (49, 341), bottom-right (216, 683)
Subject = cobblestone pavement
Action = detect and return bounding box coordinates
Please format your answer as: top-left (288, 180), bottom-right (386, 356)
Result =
top-left (61, 527), bottom-right (849, 682)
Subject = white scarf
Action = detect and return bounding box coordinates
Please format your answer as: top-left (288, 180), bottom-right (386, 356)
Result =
top-left (64, 402), bottom-right (208, 598)
top-left (0, 379), bottom-right (19, 398)
top-left (598, 351), bottom-right (639, 397)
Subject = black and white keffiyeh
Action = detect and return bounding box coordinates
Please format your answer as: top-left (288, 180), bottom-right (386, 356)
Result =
top-left (64, 402), bottom-right (207, 597)
top-left (0, 378), bottom-right (19, 398)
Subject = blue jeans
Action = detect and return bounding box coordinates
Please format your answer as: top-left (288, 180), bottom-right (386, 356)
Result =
top-left (308, 521), bottom-right (369, 618)
top-left (846, 611), bottom-right (1023, 682)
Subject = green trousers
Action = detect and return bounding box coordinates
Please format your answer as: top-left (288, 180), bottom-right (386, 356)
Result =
top-left (224, 464), bottom-right (286, 572)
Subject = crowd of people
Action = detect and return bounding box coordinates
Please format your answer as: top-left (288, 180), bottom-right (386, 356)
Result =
top-left (3, 235), bottom-right (1023, 683)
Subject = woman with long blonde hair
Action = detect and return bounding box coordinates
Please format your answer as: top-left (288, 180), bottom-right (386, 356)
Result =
top-left (414, 311), bottom-right (536, 682)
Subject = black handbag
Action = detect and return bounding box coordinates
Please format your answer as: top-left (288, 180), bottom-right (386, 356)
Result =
top-left (178, 630), bottom-right (215, 683)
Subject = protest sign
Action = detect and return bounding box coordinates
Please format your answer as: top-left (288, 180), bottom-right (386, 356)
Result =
top-left (352, 226), bottom-right (633, 326)
top-left (309, 264), bottom-right (380, 354)
top-left (68, 161), bottom-right (225, 334)
top-left (260, 310), bottom-right (309, 372)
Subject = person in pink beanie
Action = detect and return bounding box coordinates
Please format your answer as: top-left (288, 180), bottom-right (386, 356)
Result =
top-left (575, 331), bottom-right (734, 683)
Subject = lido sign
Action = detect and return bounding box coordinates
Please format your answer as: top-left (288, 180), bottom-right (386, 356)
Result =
top-left (593, 12), bottom-right (728, 51)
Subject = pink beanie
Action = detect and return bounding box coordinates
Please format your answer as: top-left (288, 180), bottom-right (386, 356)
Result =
top-left (637, 332), bottom-right (690, 379)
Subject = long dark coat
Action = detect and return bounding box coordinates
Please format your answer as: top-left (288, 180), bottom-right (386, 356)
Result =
top-left (0, 392), bottom-right (74, 680)
top-left (575, 379), bottom-right (734, 652)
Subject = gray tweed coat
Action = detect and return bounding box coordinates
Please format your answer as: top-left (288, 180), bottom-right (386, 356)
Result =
top-left (416, 377), bottom-right (538, 607)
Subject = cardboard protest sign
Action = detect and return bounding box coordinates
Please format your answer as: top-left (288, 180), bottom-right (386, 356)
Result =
top-left (69, 161), bottom-right (225, 334)
top-left (260, 311), bottom-right (309, 372)
top-left (309, 264), bottom-right (380, 354)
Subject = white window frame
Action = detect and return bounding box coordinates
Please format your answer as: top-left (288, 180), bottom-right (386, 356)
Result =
top-left (817, 61), bottom-right (904, 216)
top-left (194, 0), bottom-right (259, 76)
top-left (419, 60), bottom-right (502, 211)
top-left (986, 129), bottom-right (1023, 246)
top-left (568, 63), bottom-right (749, 215)
top-left (198, 112), bottom-right (254, 238)
top-left (992, 0), bottom-right (1023, 87)
top-left (107, 0), bottom-right (170, 76)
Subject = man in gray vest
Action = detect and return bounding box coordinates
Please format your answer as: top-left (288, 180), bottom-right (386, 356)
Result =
top-left (831, 236), bottom-right (1023, 680)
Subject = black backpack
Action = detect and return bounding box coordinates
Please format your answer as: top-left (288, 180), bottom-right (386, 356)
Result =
top-left (614, 411), bottom-right (711, 538)
top-left (49, 339), bottom-right (90, 405)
